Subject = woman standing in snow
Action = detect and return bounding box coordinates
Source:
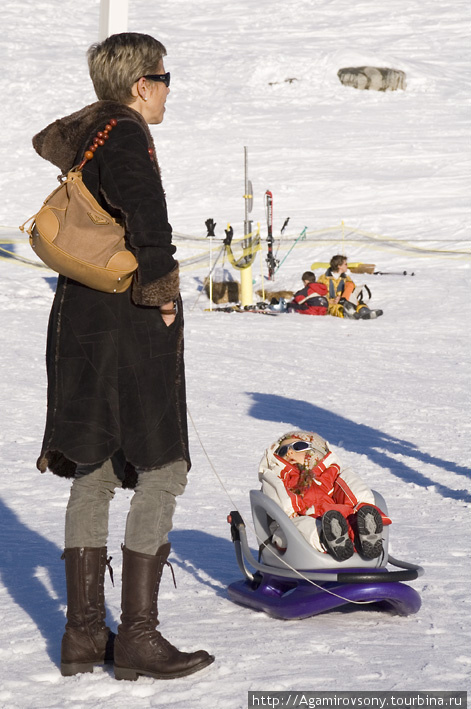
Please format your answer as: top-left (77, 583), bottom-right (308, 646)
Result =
top-left (33, 32), bottom-right (213, 680)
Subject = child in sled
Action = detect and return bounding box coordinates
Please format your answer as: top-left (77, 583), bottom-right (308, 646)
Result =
top-left (317, 255), bottom-right (383, 320)
top-left (258, 430), bottom-right (391, 561)
top-left (288, 271), bottom-right (329, 315)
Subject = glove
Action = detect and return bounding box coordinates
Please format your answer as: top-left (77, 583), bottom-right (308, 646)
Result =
top-left (224, 226), bottom-right (233, 246)
top-left (205, 218), bottom-right (216, 237)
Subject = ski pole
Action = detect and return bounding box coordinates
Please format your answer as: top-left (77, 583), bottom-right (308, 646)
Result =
top-left (275, 226), bottom-right (307, 273)
top-left (373, 270), bottom-right (415, 276)
top-left (191, 242), bottom-right (226, 311)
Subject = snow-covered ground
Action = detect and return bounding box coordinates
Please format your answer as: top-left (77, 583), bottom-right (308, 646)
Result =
top-left (0, 1), bottom-right (470, 707)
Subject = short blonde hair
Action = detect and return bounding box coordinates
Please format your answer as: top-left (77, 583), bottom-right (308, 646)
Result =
top-left (87, 32), bottom-right (167, 105)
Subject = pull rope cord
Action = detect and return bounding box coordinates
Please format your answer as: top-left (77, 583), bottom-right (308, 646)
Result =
top-left (187, 408), bottom-right (378, 605)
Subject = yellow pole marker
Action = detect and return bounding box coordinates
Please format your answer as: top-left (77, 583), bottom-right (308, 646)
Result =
top-left (259, 222), bottom-right (265, 302)
top-left (240, 266), bottom-right (253, 307)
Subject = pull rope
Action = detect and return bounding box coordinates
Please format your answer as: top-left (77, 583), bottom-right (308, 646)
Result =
top-left (188, 408), bottom-right (240, 512)
top-left (187, 408), bottom-right (378, 605)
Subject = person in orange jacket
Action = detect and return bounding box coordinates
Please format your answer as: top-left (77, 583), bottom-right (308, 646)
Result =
top-left (318, 255), bottom-right (383, 319)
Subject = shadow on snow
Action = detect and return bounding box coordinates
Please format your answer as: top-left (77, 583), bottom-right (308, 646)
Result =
top-left (44, 276), bottom-right (58, 291)
top-left (247, 392), bottom-right (471, 504)
top-left (0, 496), bottom-right (238, 666)
top-left (0, 238), bottom-right (57, 291)
top-left (169, 529), bottom-right (239, 595)
top-left (0, 496), bottom-right (66, 667)
top-left (0, 242), bottom-right (16, 258)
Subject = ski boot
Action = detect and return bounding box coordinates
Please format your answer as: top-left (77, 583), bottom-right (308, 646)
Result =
top-left (357, 305), bottom-right (383, 319)
top-left (339, 298), bottom-right (360, 320)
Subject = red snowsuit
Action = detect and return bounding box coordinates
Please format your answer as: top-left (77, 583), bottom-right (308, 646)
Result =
top-left (290, 282), bottom-right (328, 315)
top-left (276, 453), bottom-right (390, 543)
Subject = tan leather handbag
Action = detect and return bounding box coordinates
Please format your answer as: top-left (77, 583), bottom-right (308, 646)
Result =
top-left (20, 119), bottom-right (138, 294)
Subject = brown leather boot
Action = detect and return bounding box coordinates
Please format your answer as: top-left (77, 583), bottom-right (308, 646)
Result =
top-left (114, 544), bottom-right (214, 680)
top-left (61, 547), bottom-right (115, 676)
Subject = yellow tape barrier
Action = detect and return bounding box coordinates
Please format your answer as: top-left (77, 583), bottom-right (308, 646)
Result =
top-left (1, 222), bottom-right (469, 278)
top-left (224, 225), bottom-right (262, 270)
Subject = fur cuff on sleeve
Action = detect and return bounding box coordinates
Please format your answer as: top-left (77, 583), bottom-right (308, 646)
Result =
top-left (132, 263), bottom-right (180, 307)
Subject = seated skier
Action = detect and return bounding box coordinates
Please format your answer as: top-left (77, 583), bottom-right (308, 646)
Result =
top-left (258, 431), bottom-right (391, 561)
top-left (288, 271), bottom-right (328, 315)
top-left (317, 254), bottom-right (383, 320)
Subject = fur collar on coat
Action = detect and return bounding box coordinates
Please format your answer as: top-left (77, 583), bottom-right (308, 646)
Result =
top-left (33, 100), bottom-right (158, 174)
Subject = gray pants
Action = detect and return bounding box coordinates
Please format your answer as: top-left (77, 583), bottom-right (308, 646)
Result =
top-left (65, 455), bottom-right (188, 555)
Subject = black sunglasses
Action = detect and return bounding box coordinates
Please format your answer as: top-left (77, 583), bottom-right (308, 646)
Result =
top-left (276, 440), bottom-right (313, 458)
top-left (142, 72), bottom-right (171, 87)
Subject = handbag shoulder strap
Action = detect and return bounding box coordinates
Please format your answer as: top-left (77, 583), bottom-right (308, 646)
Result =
top-left (19, 118), bottom-right (119, 235)
top-left (72, 118), bottom-right (119, 173)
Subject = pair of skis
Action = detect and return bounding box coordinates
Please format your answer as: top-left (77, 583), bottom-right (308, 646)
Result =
top-left (265, 191), bottom-right (276, 280)
top-left (265, 190), bottom-right (290, 280)
top-left (205, 305), bottom-right (279, 316)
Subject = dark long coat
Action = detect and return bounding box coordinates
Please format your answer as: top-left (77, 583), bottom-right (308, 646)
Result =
top-left (33, 101), bottom-right (190, 487)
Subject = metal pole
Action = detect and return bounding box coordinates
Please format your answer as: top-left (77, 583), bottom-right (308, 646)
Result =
top-left (243, 146), bottom-right (253, 237)
top-left (99, 0), bottom-right (129, 40)
top-left (240, 147), bottom-right (253, 306)
top-left (209, 236), bottom-right (213, 311)
top-left (244, 147), bottom-right (248, 232)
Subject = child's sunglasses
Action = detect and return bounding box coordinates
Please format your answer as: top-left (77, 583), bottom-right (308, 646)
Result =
top-left (276, 440), bottom-right (313, 458)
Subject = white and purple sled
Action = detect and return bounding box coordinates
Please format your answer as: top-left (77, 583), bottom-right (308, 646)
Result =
top-left (227, 490), bottom-right (424, 620)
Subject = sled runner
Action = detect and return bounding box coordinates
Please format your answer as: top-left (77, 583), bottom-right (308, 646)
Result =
top-left (227, 490), bottom-right (423, 620)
